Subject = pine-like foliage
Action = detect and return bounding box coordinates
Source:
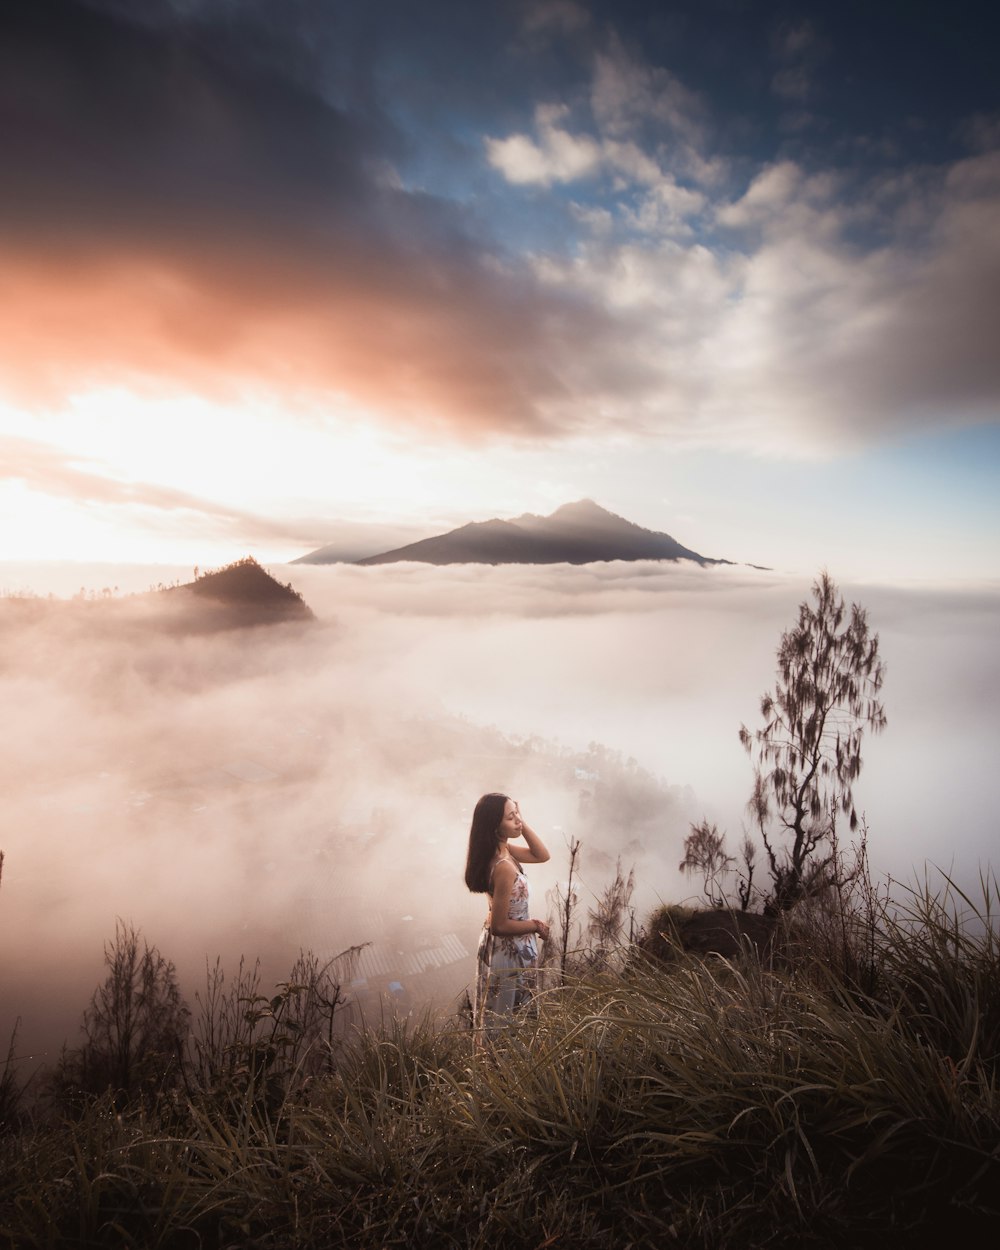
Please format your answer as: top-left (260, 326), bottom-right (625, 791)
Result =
top-left (740, 571), bottom-right (886, 911)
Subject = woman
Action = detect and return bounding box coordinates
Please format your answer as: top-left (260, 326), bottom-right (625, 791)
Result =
top-left (465, 792), bottom-right (550, 1036)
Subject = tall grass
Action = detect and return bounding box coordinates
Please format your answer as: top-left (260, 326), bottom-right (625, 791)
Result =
top-left (2, 874), bottom-right (998, 1248)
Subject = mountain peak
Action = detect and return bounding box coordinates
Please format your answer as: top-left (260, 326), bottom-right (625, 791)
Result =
top-left (514, 498), bottom-right (607, 524)
top-left (347, 502), bottom-right (729, 568)
top-left (160, 557), bottom-right (314, 628)
top-left (551, 498), bottom-right (605, 516)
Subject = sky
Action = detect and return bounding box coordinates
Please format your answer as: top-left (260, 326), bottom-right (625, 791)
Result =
top-left (2, 0), bottom-right (1000, 580)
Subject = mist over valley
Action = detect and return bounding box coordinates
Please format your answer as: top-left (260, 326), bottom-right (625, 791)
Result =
top-left (2, 558), bottom-right (998, 1073)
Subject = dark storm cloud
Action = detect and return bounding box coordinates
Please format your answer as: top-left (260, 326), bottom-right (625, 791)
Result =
top-left (0, 0), bottom-right (611, 434)
top-left (1, 3), bottom-right (367, 237)
top-left (2, 0), bottom-right (999, 452)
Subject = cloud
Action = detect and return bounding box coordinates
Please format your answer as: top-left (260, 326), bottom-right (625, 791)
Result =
top-left (529, 144), bottom-right (1000, 451)
top-left (485, 104), bottom-right (602, 185)
top-left (769, 17), bottom-right (826, 106)
top-left (485, 104), bottom-right (707, 244)
top-left (705, 151), bottom-right (1000, 445)
top-left (590, 36), bottom-right (706, 149)
top-left (713, 161), bottom-right (844, 230)
top-left (770, 66), bottom-right (812, 105)
top-left (714, 161), bottom-right (802, 225)
top-left (961, 112), bottom-right (1000, 153)
top-left (3, 561), bottom-right (996, 1066)
top-left (0, 560), bottom-right (726, 1060)
top-left (0, 1), bottom-right (613, 438)
top-left (772, 20), bottom-right (819, 62)
top-left (476, 27), bottom-right (1000, 452)
top-left (2, 1), bottom-right (998, 462)
top-left (486, 103), bottom-right (707, 240)
top-left (520, 0), bottom-right (592, 39)
top-left (0, 435), bottom-right (332, 547)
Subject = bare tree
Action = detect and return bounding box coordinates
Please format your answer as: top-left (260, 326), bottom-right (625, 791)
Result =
top-left (544, 837), bottom-right (582, 981)
top-left (56, 920), bottom-right (189, 1106)
top-left (736, 834), bottom-right (756, 912)
top-left (740, 572), bottom-right (886, 912)
top-left (586, 858), bottom-right (636, 968)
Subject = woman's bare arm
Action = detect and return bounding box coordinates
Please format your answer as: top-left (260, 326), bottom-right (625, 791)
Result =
top-left (489, 859), bottom-right (550, 940)
top-left (508, 814), bottom-right (550, 865)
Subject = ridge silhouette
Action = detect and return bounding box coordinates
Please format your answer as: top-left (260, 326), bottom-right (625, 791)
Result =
top-left (301, 500), bottom-right (730, 567)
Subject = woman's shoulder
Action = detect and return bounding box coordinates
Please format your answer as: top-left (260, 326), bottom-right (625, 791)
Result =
top-left (489, 854), bottom-right (519, 885)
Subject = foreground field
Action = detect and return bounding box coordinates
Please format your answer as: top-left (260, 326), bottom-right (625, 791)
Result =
top-left (2, 878), bottom-right (998, 1249)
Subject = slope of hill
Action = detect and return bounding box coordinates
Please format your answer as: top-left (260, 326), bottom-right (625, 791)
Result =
top-left (0, 558), bottom-right (314, 637)
top-left (290, 521), bottom-right (435, 565)
top-left (350, 500), bottom-right (727, 567)
top-left (158, 557), bottom-right (315, 630)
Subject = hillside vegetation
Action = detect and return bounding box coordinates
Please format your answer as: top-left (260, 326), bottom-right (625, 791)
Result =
top-left (157, 557), bottom-right (314, 630)
top-left (0, 557), bottom-right (314, 635)
top-left (2, 871), bottom-right (998, 1248)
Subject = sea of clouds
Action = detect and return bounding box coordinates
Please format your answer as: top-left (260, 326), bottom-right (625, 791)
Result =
top-left (1, 560), bottom-right (997, 1068)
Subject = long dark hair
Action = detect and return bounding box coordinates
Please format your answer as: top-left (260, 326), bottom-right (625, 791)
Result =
top-left (464, 792), bottom-right (508, 893)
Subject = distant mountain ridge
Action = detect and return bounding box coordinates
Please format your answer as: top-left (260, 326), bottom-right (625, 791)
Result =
top-left (342, 500), bottom-right (729, 567)
top-left (290, 520), bottom-right (434, 564)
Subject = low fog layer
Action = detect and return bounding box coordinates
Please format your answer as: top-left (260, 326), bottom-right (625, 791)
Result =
top-left (2, 561), bottom-right (998, 1068)
top-left (289, 560), bottom-right (1000, 872)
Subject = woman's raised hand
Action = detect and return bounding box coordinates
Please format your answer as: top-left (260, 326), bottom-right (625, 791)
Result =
top-left (512, 815), bottom-right (551, 866)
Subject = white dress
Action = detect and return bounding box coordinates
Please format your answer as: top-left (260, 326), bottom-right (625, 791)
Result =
top-left (473, 857), bottom-right (538, 1035)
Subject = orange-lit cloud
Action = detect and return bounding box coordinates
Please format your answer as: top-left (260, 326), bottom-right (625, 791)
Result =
top-left (0, 2), bottom-right (612, 439)
top-left (0, 231), bottom-right (603, 439)
top-left (2, 1), bottom-right (999, 462)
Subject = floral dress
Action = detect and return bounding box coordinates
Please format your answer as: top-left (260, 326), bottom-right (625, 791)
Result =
top-left (473, 856), bottom-right (538, 1035)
